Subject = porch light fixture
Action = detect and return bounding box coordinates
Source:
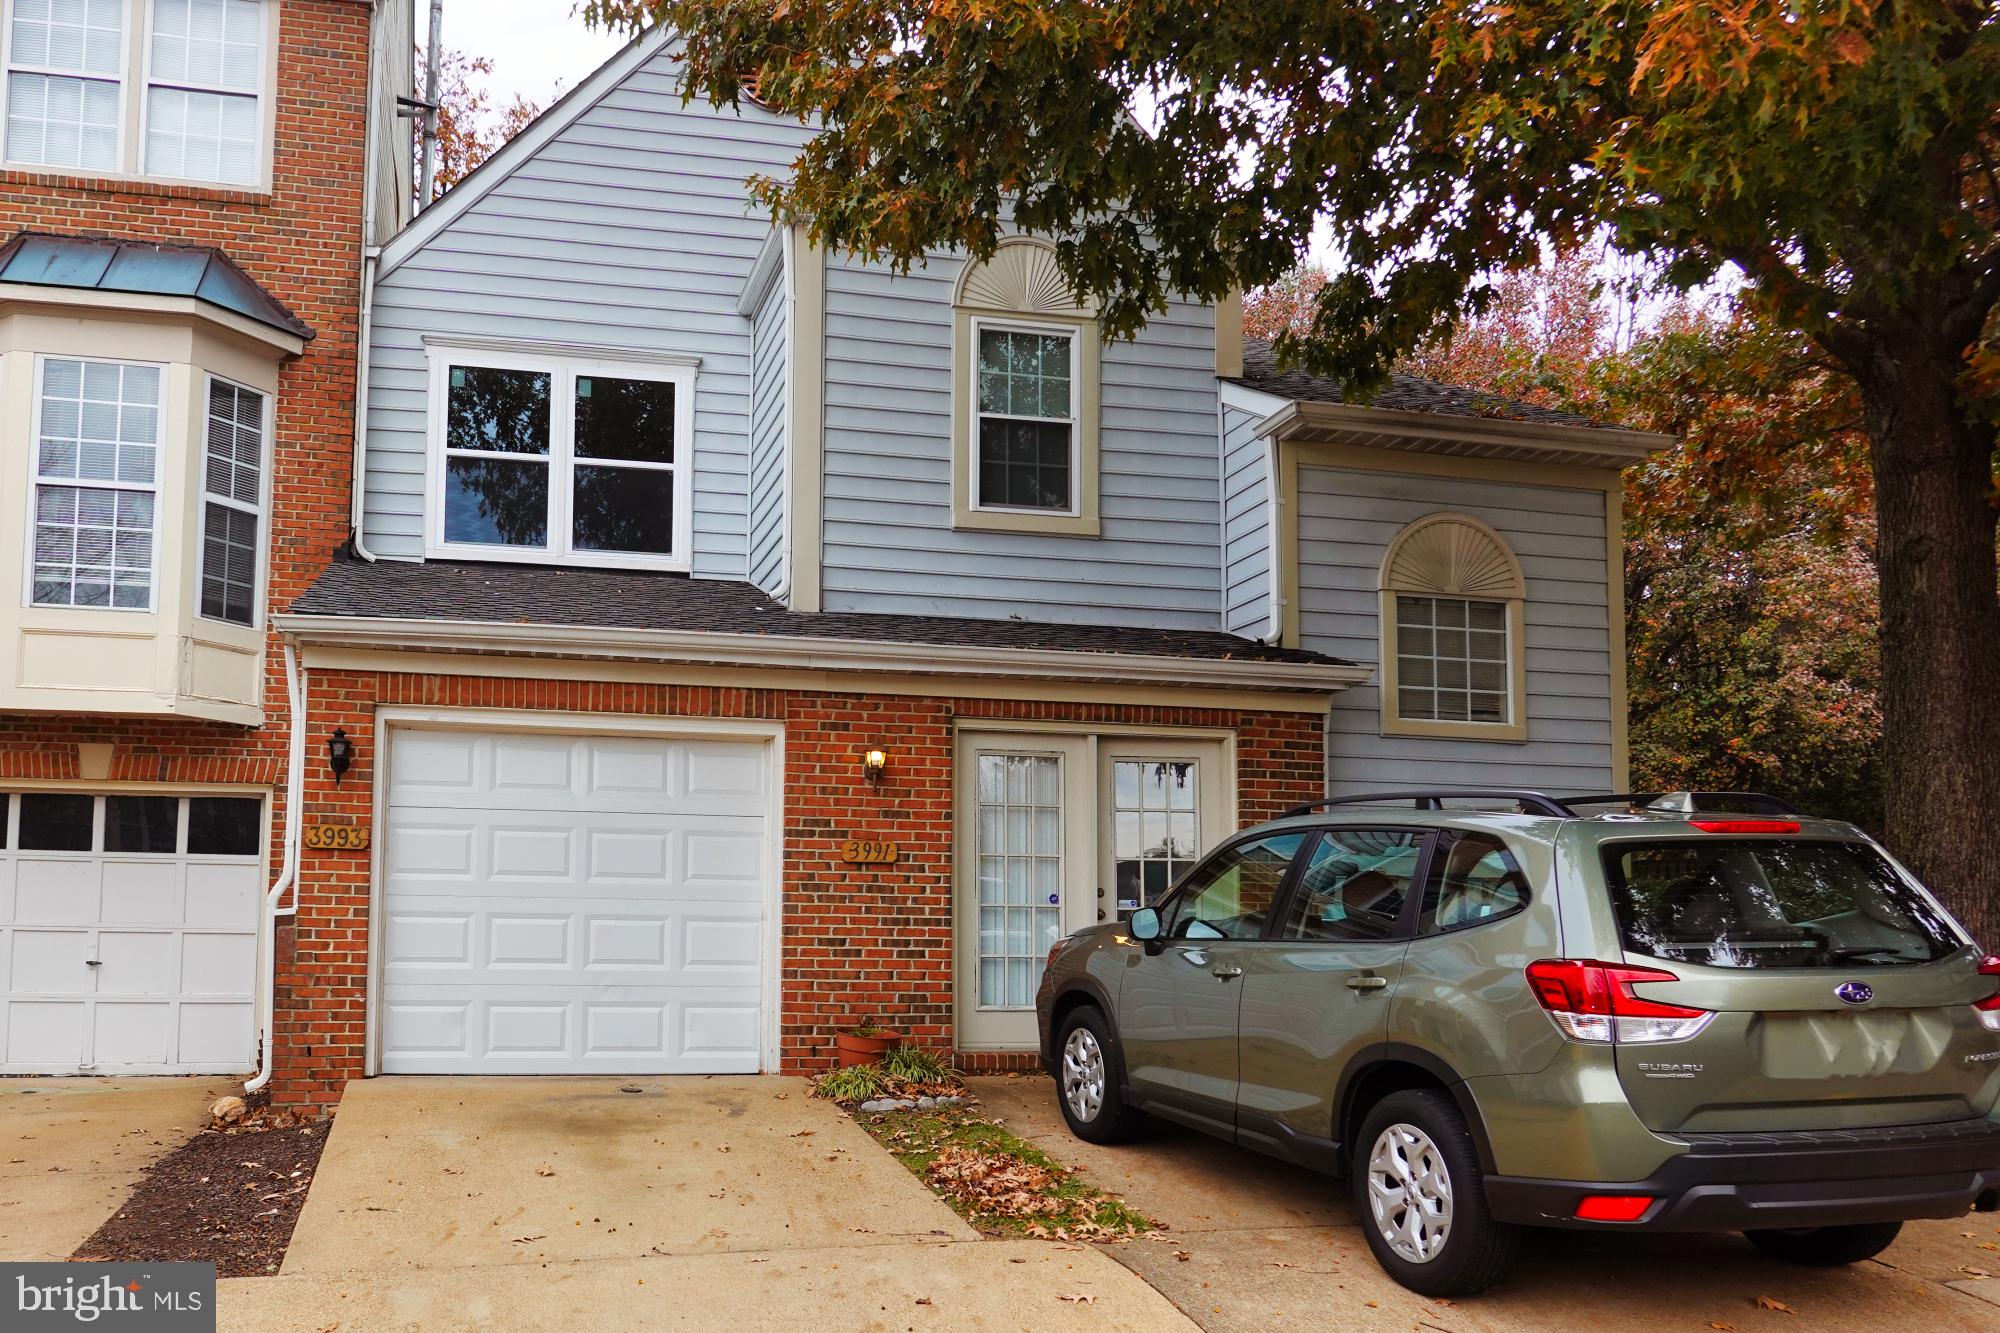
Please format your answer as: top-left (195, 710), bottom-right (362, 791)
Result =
top-left (327, 728), bottom-right (354, 785)
top-left (863, 749), bottom-right (889, 785)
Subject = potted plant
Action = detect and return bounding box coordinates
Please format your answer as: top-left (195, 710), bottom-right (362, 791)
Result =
top-left (832, 1021), bottom-right (901, 1067)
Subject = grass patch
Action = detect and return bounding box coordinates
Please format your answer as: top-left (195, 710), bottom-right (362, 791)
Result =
top-left (857, 1103), bottom-right (1156, 1242)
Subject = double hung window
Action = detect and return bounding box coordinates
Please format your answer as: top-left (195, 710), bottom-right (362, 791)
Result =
top-left (3, 0), bottom-right (270, 187)
top-left (31, 356), bottom-right (160, 610)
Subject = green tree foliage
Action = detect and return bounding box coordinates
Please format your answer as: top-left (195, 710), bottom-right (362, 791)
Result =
top-left (591, 0), bottom-right (2000, 939)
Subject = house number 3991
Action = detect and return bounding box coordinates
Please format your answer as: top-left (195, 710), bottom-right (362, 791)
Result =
top-left (841, 839), bottom-right (899, 865)
top-left (304, 824), bottom-right (371, 851)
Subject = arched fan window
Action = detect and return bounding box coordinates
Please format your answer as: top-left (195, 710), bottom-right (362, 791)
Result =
top-left (1377, 512), bottom-right (1528, 741)
top-left (950, 238), bottom-right (1101, 536)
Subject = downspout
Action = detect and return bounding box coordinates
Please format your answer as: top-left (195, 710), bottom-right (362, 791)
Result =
top-left (245, 637), bottom-right (307, 1096)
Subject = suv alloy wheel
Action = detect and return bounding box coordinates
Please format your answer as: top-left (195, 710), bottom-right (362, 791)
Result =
top-left (1052, 1006), bottom-right (1147, 1144)
top-left (1353, 1088), bottom-right (1520, 1297)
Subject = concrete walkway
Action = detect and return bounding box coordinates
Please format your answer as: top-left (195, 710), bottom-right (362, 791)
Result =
top-left (972, 1074), bottom-right (2000, 1332)
top-left (223, 1076), bottom-right (1191, 1331)
top-left (0, 1076), bottom-right (240, 1263)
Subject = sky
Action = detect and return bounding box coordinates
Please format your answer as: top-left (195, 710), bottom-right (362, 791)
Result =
top-left (414, 0), bottom-right (631, 111)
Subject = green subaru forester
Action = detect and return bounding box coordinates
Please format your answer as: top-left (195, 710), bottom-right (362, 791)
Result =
top-left (1034, 790), bottom-right (2000, 1297)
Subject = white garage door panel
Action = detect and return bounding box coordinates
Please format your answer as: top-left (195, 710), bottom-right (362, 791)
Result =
top-left (0, 795), bottom-right (262, 1075)
top-left (380, 730), bottom-right (772, 1076)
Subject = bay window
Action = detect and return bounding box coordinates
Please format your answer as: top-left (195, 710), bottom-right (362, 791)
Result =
top-left (428, 348), bottom-right (694, 570)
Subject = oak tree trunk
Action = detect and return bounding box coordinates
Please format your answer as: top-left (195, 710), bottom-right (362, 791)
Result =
top-left (1846, 333), bottom-right (2000, 949)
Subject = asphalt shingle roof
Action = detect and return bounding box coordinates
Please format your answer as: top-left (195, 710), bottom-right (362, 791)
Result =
top-left (289, 558), bottom-right (1348, 667)
top-left (1230, 338), bottom-right (1604, 429)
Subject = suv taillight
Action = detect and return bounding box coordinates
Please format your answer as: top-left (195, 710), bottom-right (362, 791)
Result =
top-left (1975, 955), bottom-right (2000, 1033)
top-left (1525, 959), bottom-right (1714, 1045)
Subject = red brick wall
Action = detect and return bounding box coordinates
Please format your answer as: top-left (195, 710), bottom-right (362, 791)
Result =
top-left (267, 669), bottom-right (1326, 1110)
top-left (0, 2), bottom-right (375, 908)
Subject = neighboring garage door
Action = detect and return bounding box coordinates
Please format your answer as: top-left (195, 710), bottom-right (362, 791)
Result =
top-left (0, 792), bottom-right (264, 1074)
top-left (379, 729), bottom-right (773, 1074)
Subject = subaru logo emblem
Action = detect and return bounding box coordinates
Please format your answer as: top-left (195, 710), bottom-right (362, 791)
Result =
top-left (1835, 981), bottom-right (1874, 1005)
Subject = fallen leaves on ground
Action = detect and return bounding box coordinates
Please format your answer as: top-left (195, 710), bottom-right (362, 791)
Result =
top-left (926, 1146), bottom-right (1066, 1221)
top-left (1057, 1293), bottom-right (1095, 1304)
top-left (534, 1163), bottom-right (555, 1177)
top-left (1755, 1296), bottom-right (1796, 1314)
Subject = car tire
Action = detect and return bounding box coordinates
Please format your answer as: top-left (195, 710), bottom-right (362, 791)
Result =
top-left (1351, 1088), bottom-right (1520, 1298)
top-left (1052, 1005), bottom-right (1146, 1144)
top-left (1744, 1221), bottom-right (1903, 1267)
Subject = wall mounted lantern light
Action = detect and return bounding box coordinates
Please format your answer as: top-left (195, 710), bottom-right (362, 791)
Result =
top-left (863, 748), bottom-right (889, 786)
top-left (327, 728), bottom-right (354, 785)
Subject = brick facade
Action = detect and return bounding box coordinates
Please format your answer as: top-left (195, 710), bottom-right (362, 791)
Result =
top-left (0, 0), bottom-right (374, 849)
top-left (267, 666), bottom-right (1326, 1110)
top-left (0, 3), bottom-right (1339, 1113)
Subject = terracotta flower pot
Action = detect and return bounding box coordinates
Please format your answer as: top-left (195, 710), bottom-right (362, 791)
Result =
top-left (832, 1029), bottom-right (901, 1067)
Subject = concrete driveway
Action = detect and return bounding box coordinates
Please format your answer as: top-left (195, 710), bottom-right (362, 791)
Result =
top-left (220, 1076), bottom-right (1191, 1332)
top-left (972, 1075), bottom-right (2000, 1332)
top-left (0, 1076), bottom-right (240, 1263)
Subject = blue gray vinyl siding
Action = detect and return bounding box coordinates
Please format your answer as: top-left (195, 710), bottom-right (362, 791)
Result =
top-left (360, 46), bottom-right (815, 577)
top-left (1297, 465), bottom-right (1615, 793)
top-left (746, 263), bottom-right (789, 595)
top-left (817, 253), bottom-right (1224, 628)
top-left (1221, 403), bottom-right (1273, 639)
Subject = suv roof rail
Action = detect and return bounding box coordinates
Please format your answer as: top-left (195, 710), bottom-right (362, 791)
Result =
top-left (1563, 791), bottom-right (1808, 817)
top-left (1283, 790), bottom-right (1576, 819)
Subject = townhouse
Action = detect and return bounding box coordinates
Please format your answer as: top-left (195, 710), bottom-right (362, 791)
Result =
top-left (0, 17), bottom-right (1668, 1108)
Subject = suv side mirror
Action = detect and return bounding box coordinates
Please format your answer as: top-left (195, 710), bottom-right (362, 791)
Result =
top-left (1129, 907), bottom-right (1162, 944)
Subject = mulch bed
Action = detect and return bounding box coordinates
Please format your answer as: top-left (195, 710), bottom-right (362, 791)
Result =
top-left (73, 1121), bottom-right (328, 1277)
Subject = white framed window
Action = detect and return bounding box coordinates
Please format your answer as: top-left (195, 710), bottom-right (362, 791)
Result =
top-left (425, 347), bottom-right (696, 571)
top-left (198, 373), bottom-right (264, 625)
top-left (1, 0), bottom-right (271, 188)
top-left (970, 317), bottom-right (1079, 515)
top-left (142, 0), bottom-right (261, 185)
top-left (4, 0), bottom-right (126, 173)
top-left (28, 354), bottom-right (162, 611)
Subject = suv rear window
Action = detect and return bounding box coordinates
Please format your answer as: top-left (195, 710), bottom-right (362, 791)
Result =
top-left (1601, 839), bottom-right (1961, 968)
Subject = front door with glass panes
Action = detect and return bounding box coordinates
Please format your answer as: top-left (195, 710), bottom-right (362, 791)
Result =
top-left (1099, 740), bottom-right (1228, 924)
top-left (955, 732), bottom-right (1229, 1050)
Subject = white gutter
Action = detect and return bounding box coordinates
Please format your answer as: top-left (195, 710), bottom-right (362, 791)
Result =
top-left (348, 0), bottom-right (386, 563)
top-left (273, 613), bottom-right (1370, 694)
top-left (244, 637), bottom-right (308, 1096)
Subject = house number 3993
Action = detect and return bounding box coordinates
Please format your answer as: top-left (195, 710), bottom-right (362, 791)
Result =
top-left (841, 839), bottom-right (899, 865)
top-left (304, 824), bottom-right (371, 851)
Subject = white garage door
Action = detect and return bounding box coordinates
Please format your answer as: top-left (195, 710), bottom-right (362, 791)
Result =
top-left (379, 729), bottom-right (773, 1074)
top-left (0, 792), bottom-right (263, 1074)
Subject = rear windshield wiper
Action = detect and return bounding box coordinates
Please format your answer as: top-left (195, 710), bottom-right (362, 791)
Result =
top-left (1823, 946), bottom-right (1921, 963)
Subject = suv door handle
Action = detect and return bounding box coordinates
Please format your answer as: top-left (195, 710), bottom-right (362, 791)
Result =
top-left (1212, 966), bottom-right (1243, 981)
top-left (1345, 974), bottom-right (1388, 991)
